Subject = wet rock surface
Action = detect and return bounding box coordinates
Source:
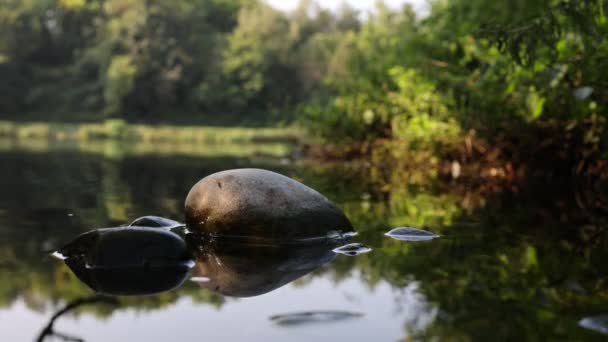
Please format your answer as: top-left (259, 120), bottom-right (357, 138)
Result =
top-left (184, 168), bottom-right (354, 240)
top-left (56, 227), bottom-right (193, 296)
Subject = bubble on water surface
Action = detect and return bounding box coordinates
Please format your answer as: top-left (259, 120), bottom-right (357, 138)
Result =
top-left (384, 227), bottom-right (440, 241)
top-left (332, 243), bottom-right (372, 256)
top-left (579, 315), bottom-right (608, 335)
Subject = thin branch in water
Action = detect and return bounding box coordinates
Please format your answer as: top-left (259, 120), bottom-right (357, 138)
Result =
top-left (36, 295), bottom-right (119, 342)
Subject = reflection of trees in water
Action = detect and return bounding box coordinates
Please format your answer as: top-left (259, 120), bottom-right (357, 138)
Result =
top-left (295, 163), bottom-right (608, 339)
top-left (350, 180), bottom-right (608, 340)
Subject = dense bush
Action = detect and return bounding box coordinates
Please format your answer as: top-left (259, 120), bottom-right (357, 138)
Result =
top-left (301, 0), bottom-right (607, 151)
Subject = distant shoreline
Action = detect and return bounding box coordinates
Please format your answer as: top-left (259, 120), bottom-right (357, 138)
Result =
top-left (0, 120), bottom-right (302, 159)
top-left (0, 120), bottom-right (301, 144)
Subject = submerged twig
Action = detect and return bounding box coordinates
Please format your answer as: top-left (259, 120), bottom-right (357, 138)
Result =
top-left (36, 295), bottom-right (119, 342)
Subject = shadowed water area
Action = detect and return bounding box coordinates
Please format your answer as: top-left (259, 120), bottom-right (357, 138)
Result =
top-left (0, 144), bottom-right (607, 341)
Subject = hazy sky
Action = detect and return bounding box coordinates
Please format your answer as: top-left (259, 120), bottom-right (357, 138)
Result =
top-left (264, 0), bottom-right (427, 13)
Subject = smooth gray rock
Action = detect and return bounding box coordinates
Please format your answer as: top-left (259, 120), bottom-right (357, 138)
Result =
top-left (184, 168), bottom-right (353, 240)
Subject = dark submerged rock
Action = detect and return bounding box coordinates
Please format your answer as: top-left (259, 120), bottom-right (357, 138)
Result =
top-left (56, 227), bottom-right (194, 296)
top-left (184, 168), bottom-right (353, 240)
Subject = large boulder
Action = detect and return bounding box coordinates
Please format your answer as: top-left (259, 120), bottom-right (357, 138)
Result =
top-left (184, 168), bottom-right (353, 240)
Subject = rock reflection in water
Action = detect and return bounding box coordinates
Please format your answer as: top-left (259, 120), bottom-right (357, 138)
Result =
top-left (55, 221), bottom-right (360, 298)
top-left (188, 233), bottom-right (348, 297)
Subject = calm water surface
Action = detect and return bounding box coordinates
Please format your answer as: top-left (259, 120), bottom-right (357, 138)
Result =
top-left (0, 144), bottom-right (606, 341)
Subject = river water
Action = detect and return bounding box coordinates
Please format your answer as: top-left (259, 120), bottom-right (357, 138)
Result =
top-left (0, 142), bottom-right (606, 341)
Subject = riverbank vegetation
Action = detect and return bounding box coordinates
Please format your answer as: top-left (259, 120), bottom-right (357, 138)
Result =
top-left (1, 0), bottom-right (606, 183)
top-left (0, 120), bottom-right (298, 158)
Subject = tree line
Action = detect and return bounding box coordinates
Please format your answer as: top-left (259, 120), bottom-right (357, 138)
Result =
top-left (1, 0), bottom-right (606, 153)
top-left (0, 0), bottom-right (357, 124)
